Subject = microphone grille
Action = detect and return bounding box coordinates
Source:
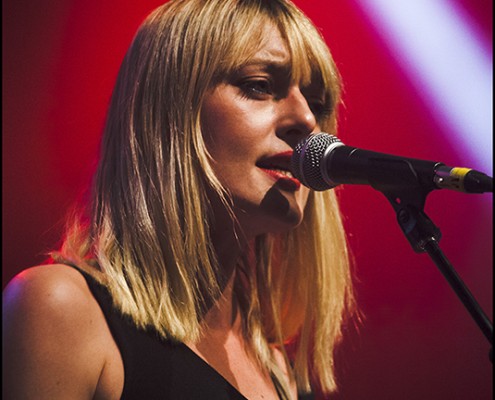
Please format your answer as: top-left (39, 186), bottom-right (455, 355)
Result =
top-left (291, 132), bottom-right (342, 191)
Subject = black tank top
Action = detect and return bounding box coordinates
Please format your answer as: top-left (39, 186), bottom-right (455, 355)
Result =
top-left (68, 265), bottom-right (314, 400)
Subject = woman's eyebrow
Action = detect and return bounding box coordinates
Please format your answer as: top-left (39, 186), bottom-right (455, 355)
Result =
top-left (238, 59), bottom-right (292, 77)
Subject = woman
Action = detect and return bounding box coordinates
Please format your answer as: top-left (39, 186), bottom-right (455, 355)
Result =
top-left (2, 0), bottom-right (355, 399)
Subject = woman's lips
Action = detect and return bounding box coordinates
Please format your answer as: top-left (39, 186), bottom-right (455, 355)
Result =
top-left (259, 167), bottom-right (301, 191)
top-left (257, 150), bottom-right (302, 191)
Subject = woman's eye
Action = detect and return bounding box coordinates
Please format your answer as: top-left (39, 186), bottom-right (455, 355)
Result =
top-left (240, 79), bottom-right (273, 98)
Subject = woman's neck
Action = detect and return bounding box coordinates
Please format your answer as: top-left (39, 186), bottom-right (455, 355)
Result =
top-left (205, 191), bottom-right (256, 333)
top-left (200, 273), bottom-right (241, 333)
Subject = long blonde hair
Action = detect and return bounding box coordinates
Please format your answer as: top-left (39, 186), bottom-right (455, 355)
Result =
top-left (52, 0), bottom-right (355, 396)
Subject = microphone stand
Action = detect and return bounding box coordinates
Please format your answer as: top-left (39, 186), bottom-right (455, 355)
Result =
top-left (368, 159), bottom-right (493, 363)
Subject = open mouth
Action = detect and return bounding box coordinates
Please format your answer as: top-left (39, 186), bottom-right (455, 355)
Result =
top-left (257, 154), bottom-right (301, 191)
top-left (259, 165), bottom-right (295, 178)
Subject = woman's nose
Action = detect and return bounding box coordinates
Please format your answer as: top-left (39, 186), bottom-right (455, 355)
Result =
top-left (275, 85), bottom-right (318, 148)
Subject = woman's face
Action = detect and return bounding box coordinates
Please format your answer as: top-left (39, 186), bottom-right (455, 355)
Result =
top-left (201, 25), bottom-right (325, 238)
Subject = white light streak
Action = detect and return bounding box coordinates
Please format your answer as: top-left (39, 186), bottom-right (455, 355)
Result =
top-left (356, 0), bottom-right (493, 173)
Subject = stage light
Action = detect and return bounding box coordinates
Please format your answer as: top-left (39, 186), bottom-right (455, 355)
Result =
top-left (357, 0), bottom-right (493, 173)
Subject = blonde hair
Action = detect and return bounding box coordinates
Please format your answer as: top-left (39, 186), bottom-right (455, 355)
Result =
top-left (52, 0), bottom-right (355, 396)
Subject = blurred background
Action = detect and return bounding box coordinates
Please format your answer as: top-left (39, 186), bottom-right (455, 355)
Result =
top-left (3, 0), bottom-right (492, 399)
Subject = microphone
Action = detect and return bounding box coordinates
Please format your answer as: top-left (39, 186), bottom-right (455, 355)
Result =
top-left (291, 132), bottom-right (493, 194)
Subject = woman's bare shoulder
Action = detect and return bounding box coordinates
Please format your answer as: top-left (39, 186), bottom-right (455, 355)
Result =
top-left (2, 264), bottom-right (100, 325)
top-left (5, 263), bottom-right (89, 296)
top-left (2, 264), bottom-right (112, 399)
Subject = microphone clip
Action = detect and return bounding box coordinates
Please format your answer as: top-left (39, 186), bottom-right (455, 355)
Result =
top-left (378, 179), bottom-right (440, 253)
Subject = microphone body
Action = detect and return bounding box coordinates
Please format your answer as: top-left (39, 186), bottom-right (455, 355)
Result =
top-left (291, 133), bottom-right (493, 194)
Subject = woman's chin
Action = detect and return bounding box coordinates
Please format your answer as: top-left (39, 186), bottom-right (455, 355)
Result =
top-left (233, 187), bottom-right (306, 237)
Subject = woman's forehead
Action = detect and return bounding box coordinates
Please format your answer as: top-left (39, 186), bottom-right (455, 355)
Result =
top-left (223, 23), bottom-right (324, 86)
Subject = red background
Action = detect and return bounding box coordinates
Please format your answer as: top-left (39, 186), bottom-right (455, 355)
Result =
top-left (3, 1), bottom-right (492, 399)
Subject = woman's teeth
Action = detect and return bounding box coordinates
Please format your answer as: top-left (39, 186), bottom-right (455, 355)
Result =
top-left (269, 168), bottom-right (294, 178)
